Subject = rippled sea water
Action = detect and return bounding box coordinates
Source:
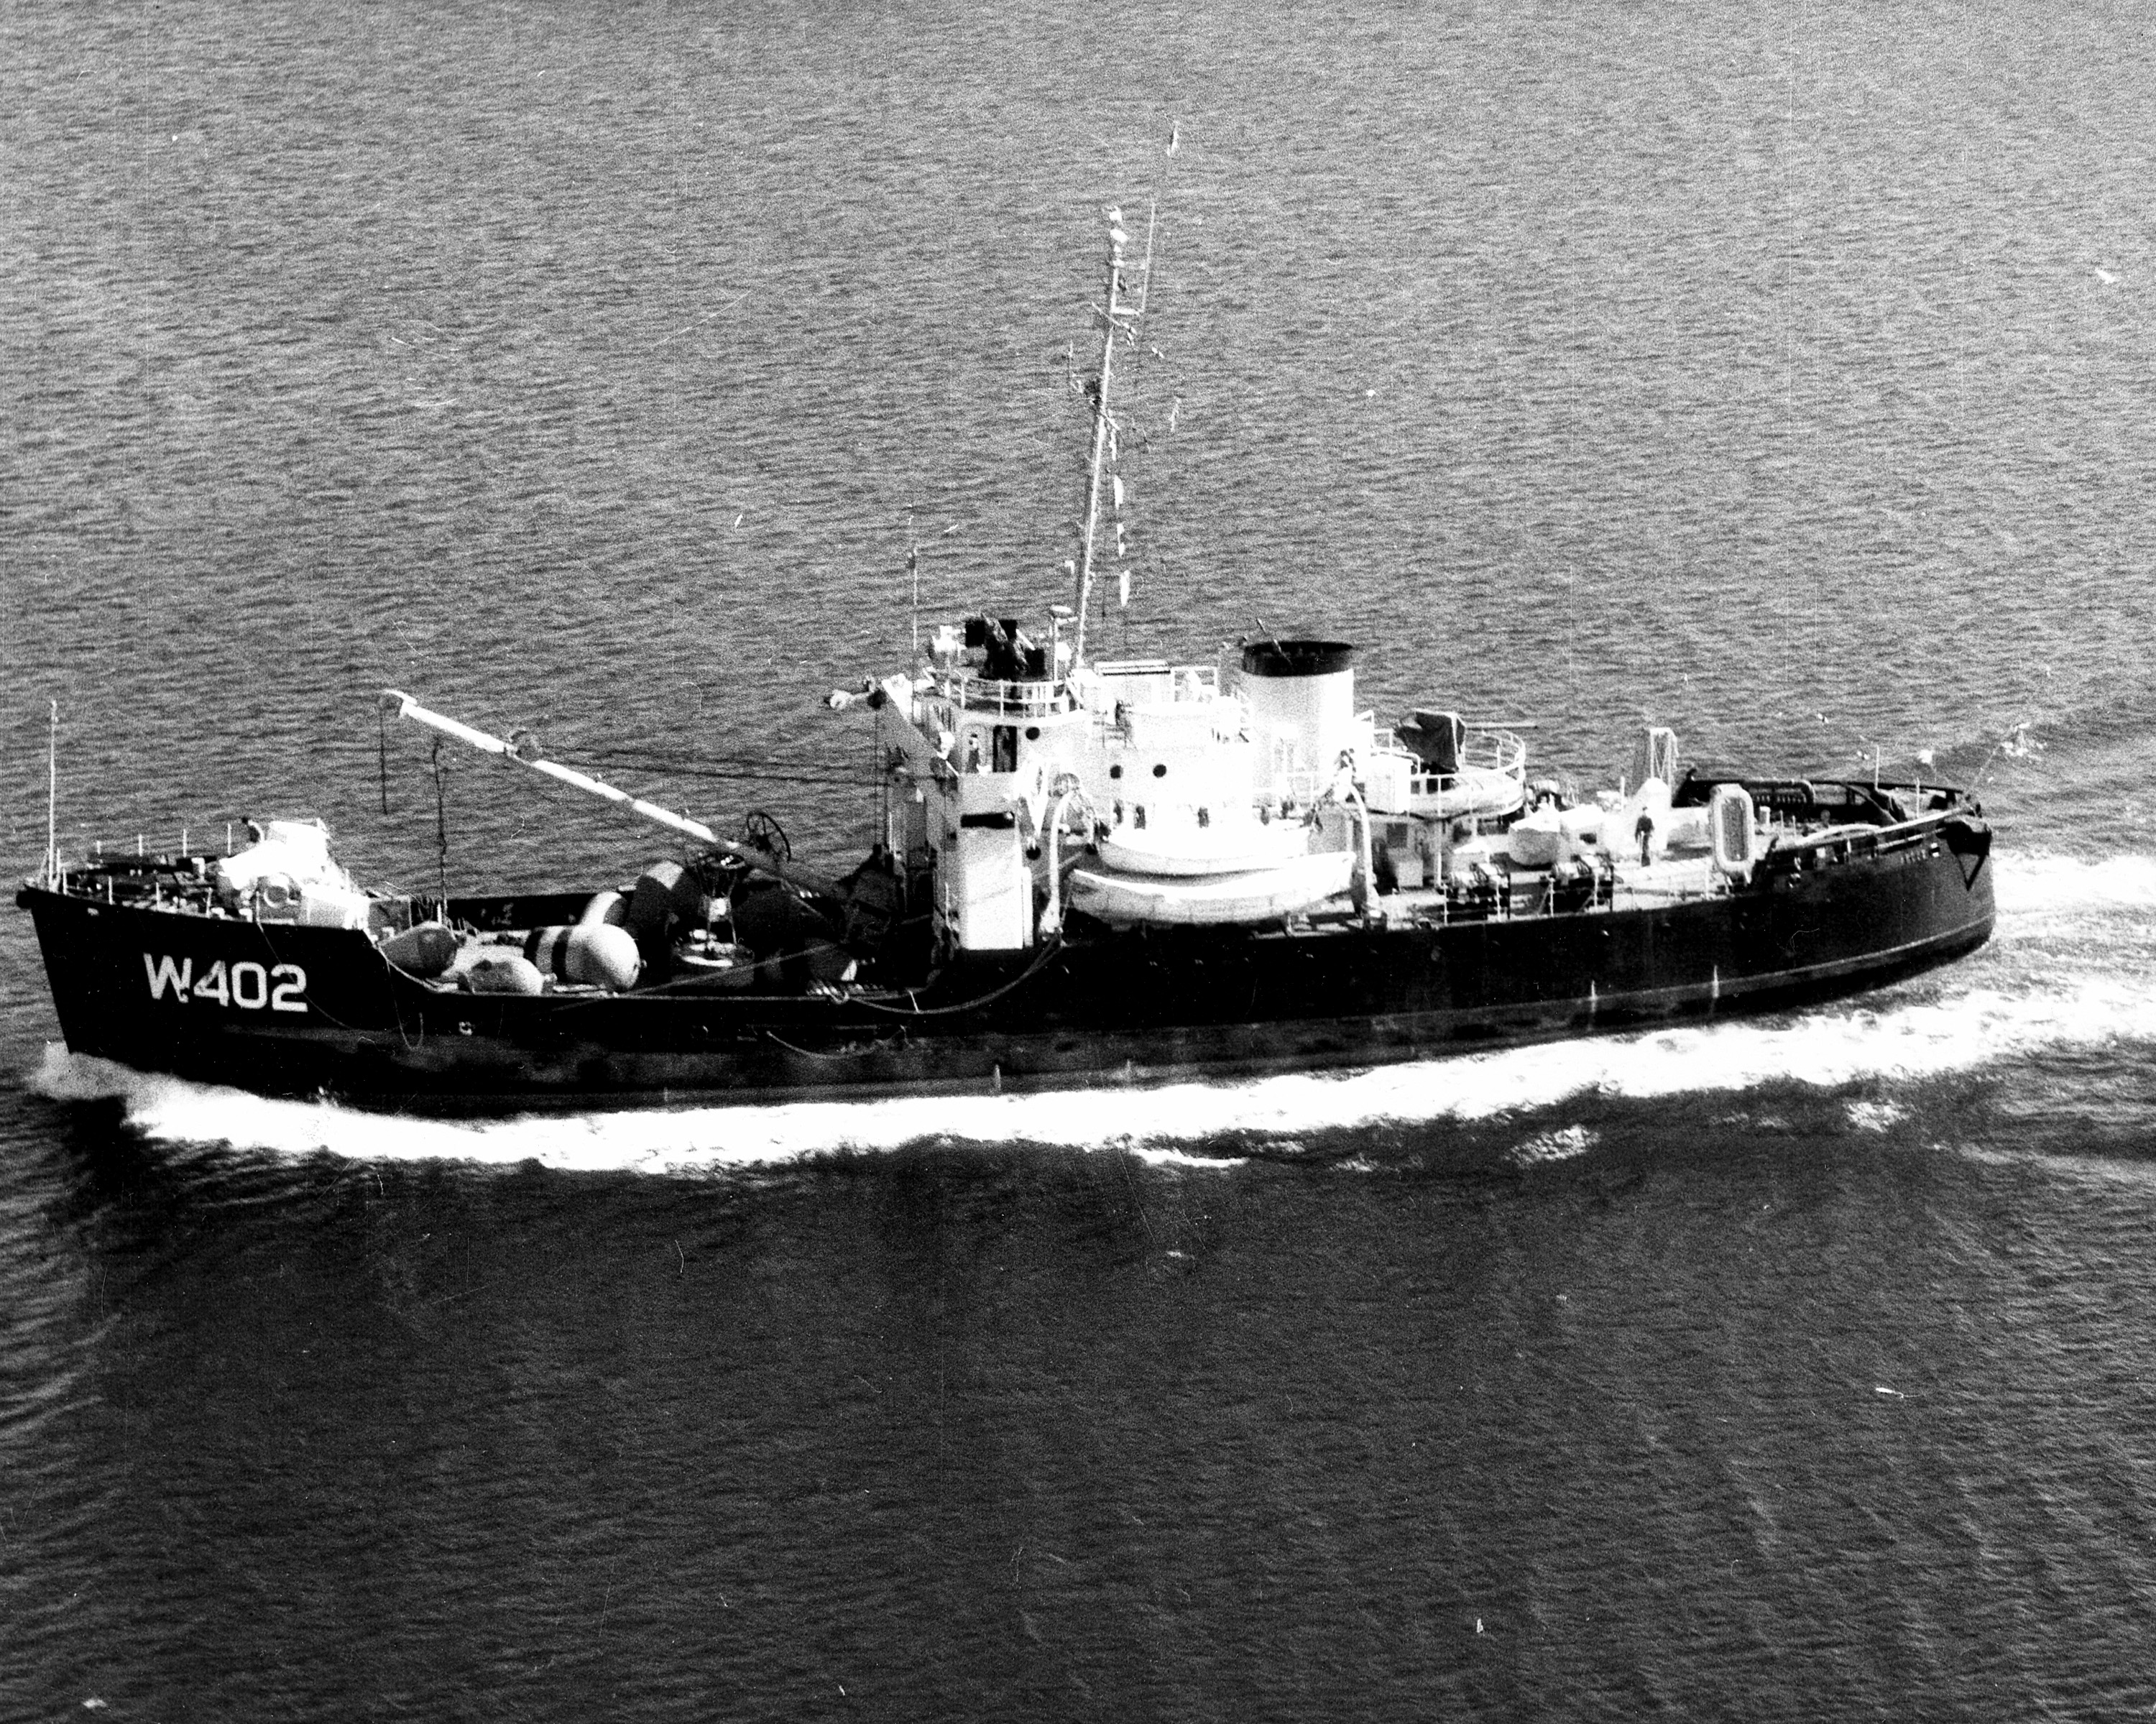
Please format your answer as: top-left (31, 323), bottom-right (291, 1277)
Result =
top-left (6, 0), bottom-right (2156, 1716)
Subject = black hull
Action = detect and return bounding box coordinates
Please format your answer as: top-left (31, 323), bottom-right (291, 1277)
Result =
top-left (19, 824), bottom-right (1995, 1117)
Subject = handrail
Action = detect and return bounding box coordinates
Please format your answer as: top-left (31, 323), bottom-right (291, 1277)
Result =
top-left (939, 661), bottom-right (1222, 719)
top-left (934, 670), bottom-right (1064, 716)
top-left (1759, 816), bottom-right (1940, 867)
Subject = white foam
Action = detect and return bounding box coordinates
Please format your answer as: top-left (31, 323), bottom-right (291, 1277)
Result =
top-left (1994, 851), bottom-right (2156, 920)
top-left (29, 1045), bottom-right (144, 1102)
top-left (24, 1045), bottom-right (1250, 1171)
top-left (1845, 1100), bottom-right (1907, 1133)
top-left (1509, 1124), bottom-right (1598, 1166)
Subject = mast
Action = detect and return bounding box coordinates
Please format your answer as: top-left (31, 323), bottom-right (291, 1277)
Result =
top-left (45, 700), bottom-right (57, 888)
top-left (1069, 200), bottom-right (1154, 670)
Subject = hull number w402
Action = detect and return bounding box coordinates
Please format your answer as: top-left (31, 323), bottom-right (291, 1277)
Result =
top-left (144, 955), bottom-right (308, 1013)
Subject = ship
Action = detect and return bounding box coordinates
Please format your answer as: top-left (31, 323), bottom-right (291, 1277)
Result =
top-left (17, 206), bottom-right (1995, 1116)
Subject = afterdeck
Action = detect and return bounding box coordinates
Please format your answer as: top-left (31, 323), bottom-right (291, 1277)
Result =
top-left (1369, 809), bottom-right (1965, 928)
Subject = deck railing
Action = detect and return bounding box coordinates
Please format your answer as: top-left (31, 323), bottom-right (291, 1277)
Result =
top-left (1406, 728), bottom-right (1527, 801)
top-left (933, 670), bottom-right (1066, 717)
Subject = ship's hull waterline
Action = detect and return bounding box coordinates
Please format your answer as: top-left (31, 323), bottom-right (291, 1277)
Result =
top-left (19, 816), bottom-right (1993, 1116)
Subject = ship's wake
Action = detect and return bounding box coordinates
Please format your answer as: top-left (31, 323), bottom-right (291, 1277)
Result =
top-left (22, 851), bottom-right (2153, 1172)
top-left (1990, 849), bottom-right (2156, 927)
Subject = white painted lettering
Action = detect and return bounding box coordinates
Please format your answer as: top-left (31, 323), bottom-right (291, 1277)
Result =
top-left (230, 961), bottom-right (268, 1010)
top-left (140, 954), bottom-right (309, 1014)
top-left (144, 953), bottom-right (192, 1001)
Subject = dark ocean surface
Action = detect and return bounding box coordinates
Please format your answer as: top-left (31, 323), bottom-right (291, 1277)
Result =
top-left (5, 0), bottom-right (2155, 1716)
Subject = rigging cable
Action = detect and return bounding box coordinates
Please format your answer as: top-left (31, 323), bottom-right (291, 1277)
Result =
top-left (842, 931), bottom-right (1068, 1020)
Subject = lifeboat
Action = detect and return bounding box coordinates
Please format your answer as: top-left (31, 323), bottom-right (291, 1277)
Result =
top-left (1068, 848), bottom-right (1355, 926)
top-left (1093, 819), bottom-right (1312, 879)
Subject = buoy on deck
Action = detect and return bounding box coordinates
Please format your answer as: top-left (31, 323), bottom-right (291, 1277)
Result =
top-left (525, 923), bottom-right (642, 990)
top-left (464, 953), bottom-right (547, 996)
top-left (380, 921), bottom-right (459, 979)
top-left (579, 890), bottom-right (629, 927)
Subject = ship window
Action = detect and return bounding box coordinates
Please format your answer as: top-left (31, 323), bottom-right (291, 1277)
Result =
top-left (1024, 726), bottom-right (1041, 742)
top-left (992, 725), bottom-right (1018, 774)
top-left (1151, 763), bottom-right (1167, 778)
top-left (1109, 765), bottom-right (1123, 780)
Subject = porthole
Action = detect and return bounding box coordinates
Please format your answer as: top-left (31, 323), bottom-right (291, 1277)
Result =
top-left (1109, 764), bottom-right (1123, 780)
top-left (1024, 726), bottom-right (1041, 742)
top-left (1151, 763), bottom-right (1167, 778)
